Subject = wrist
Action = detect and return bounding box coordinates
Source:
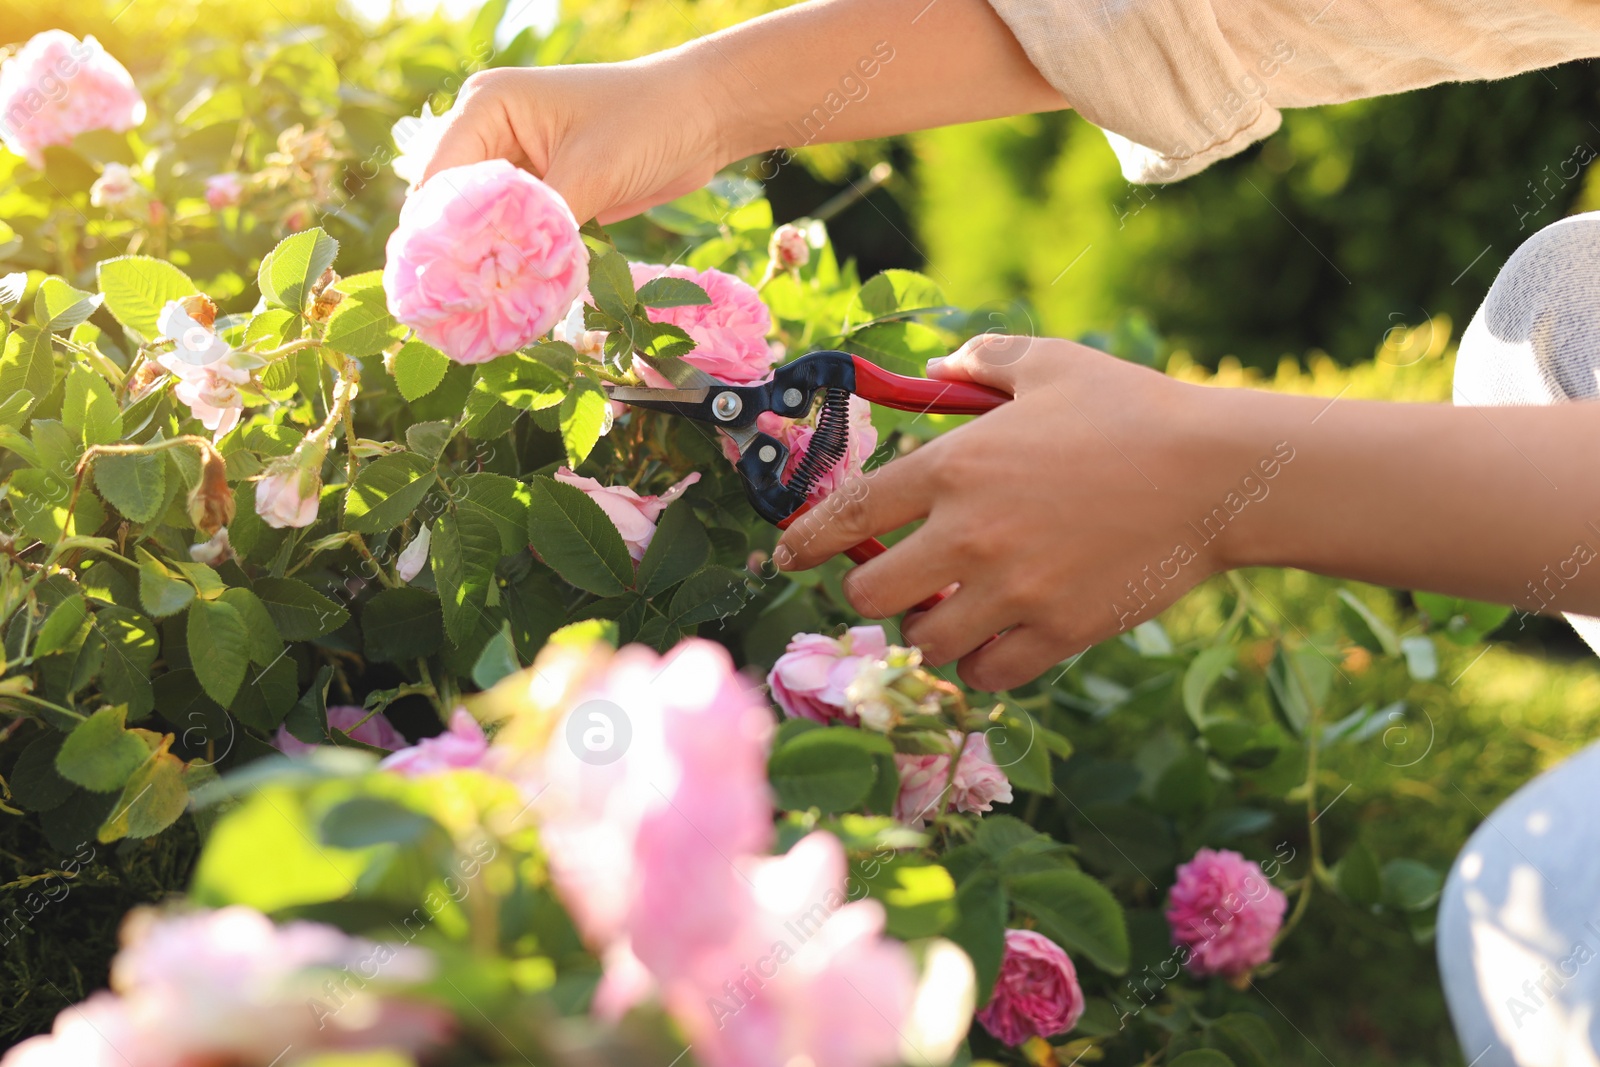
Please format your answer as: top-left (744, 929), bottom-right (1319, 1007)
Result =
top-left (649, 38), bottom-right (768, 169)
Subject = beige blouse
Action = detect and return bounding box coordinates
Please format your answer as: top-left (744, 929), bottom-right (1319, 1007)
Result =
top-left (985, 0), bottom-right (1600, 182)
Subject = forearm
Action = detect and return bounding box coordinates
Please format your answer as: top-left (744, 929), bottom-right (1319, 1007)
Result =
top-left (1211, 388), bottom-right (1600, 616)
top-left (666, 0), bottom-right (1067, 159)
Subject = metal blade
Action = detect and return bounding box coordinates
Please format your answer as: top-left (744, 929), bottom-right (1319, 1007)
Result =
top-left (634, 353), bottom-right (724, 391)
top-left (604, 384), bottom-right (710, 405)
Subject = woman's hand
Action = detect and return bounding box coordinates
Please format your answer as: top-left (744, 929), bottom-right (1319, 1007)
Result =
top-left (419, 56), bottom-right (734, 224)
top-left (775, 335), bottom-right (1600, 692)
top-left (774, 335), bottom-right (1262, 690)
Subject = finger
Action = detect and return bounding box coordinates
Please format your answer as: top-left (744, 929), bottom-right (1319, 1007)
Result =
top-left (956, 625), bottom-right (1082, 692)
top-left (774, 453), bottom-right (936, 573)
top-left (839, 525), bottom-right (962, 618)
top-left (926, 333), bottom-right (1051, 394)
top-left (898, 583), bottom-right (1018, 667)
top-left (418, 90), bottom-right (520, 189)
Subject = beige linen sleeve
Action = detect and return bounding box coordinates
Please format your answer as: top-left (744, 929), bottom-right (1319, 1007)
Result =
top-left (985, 0), bottom-right (1600, 182)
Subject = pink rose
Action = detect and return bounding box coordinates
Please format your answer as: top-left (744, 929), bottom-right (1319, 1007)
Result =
top-left (1167, 848), bottom-right (1288, 980)
top-left (396, 525), bottom-right (431, 582)
top-left (552, 296), bottom-right (608, 360)
top-left (0, 31), bottom-right (145, 167)
top-left (629, 263), bottom-right (774, 386)
top-left (254, 465), bottom-right (321, 529)
top-left (2, 906), bottom-right (450, 1067)
top-left (769, 223), bottom-right (810, 270)
top-left (767, 625), bottom-right (889, 724)
top-left (380, 708), bottom-right (492, 776)
top-left (553, 467), bottom-right (700, 561)
top-left (721, 394), bottom-right (877, 504)
top-left (976, 929), bottom-right (1085, 1046)
top-left (155, 301), bottom-right (250, 438)
top-left (204, 171), bottom-right (244, 209)
top-left (89, 162), bottom-right (137, 208)
top-left (383, 159), bottom-right (588, 364)
top-left (273, 704), bottom-right (407, 756)
top-left (893, 730), bottom-right (1014, 825)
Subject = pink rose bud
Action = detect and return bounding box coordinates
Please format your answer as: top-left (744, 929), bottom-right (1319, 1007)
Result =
top-left (188, 528), bottom-right (233, 567)
top-left (383, 159), bottom-right (589, 364)
top-left (769, 223), bottom-right (810, 270)
top-left (253, 459), bottom-right (322, 530)
top-left (976, 929), bottom-right (1086, 1046)
top-left (893, 730), bottom-right (1014, 825)
top-left (89, 162), bottom-right (138, 208)
top-left (273, 705), bottom-right (408, 756)
top-left (766, 625), bottom-right (890, 724)
top-left (379, 709), bottom-right (492, 776)
top-left (1167, 848), bottom-right (1288, 981)
top-left (154, 300), bottom-right (251, 438)
top-left (721, 394), bottom-right (877, 505)
top-left (0, 31), bottom-right (145, 167)
top-left (629, 262), bottom-right (775, 386)
top-left (552, 467), bottom-right (700, 561)
top-left (396, 526), bottom-right (431, 582)
top-left (204, 171), bottom-right (245, 209)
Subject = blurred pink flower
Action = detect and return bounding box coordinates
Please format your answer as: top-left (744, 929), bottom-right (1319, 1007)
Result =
top-left (672, 831), bottom-right (918, 1067)
top-left (273, 705), bottom-right (407, 756)
top-left (553, 467), bottom-right (700, 561)
top-left (629, 263), bottom-right (774, 386)
top-left (89, 162), bottom-right (136, 208)
top-left (380, 708), bottom-right (492, 776)
top-left (1167, 848), bottom-right (1288, 980)
top-left (383, 159), bottom-right (588, 364)
top-left (893, 730), bottom-right (1014, 825)
top-left (254, 463), bottom-right (321, 529)
top-left (721, 395), bottom-right (877, 503)
top-left (769, 223), bottom-right (810, 270)
top-left (154, 300), bottom-right (250, 438)
top-left (767, 625), bottom-right (889, 725)
top-left (552, 296), bottom-right (608, 359)
top-left (397, 525), bottom-right (431, 582)
top-left (204, 171), bottom-right (244, 209)
top-left (0, 31), bottom-right (145, 167)
top-left (975, 929), bottom-right (1085, 1046)
top-left (1, 906), bottom-right (449, 1067)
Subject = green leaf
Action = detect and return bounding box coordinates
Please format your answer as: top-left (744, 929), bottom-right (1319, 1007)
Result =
top-left (586, 247), bottom-right (638, 321)
top-left (637, 276), bottom-right (712, 308)
top-left (947, 869), bottom-right (1007, 1006)
top-left (1006, 868), bottom-right (1130, 974)
top-left (1265, 645), bottom-right (1334, 736)
top-left (472, 623), bottom-right (521, 689)
top-left (323, 271), bottom-right (401, 356)
top-left (56, 706), bottom-right (148, 792)
top-left (218, 588), bottom-right (284, 666)
top-left (63, 365), bottom-right (122, 447)
top-left (34, 593), bottom-right (90, 657)
top-left (455, 472), bottom-right (533, 553)
top-left (244, 308), bottom-right (300, 350)
top-left (476, 351), bottom-right (567, 411)
top-left (259, 228), bottom-right (339, 313)
top-left (669, 565), bottom-right (747, 627)
top-left (1170, 1053), bottom-right (1236, 1067)
top-left (10, 734), bottom-right (74, 812)
top-left (1337, 589), bottom-right (1400, 656)
top-left (843, 321), bottom-right (944, 376)
top-left (526, 475), bottom-right (634, 596)
top-left (343, 453), bottom-right (435, 533)
top-left (850, 269), bottom-right (946, 326)
top-left (96, 256), bottom-right (198, 339)
top-left (137, 549), bottom-right (195, 618)
top-left (1413, 591), bottom-right (1512, 646)
top-left (559, 377), bottom-right (608, 467)
top-left (0, 324), bottom-right (56, 401)
top-left (636, 500), bottom-right (710, 597)
top-left (986, 707), bottom-right (1050, 794)
top-left (1335, 841), bottom-right (1382, 907)
top-left (320, 796), bottom-right (443, 849)
top-left (1381, 858), bottom-right (1444, 911)
top-left (99, 747), bottom-right (188, 841)
top-left (229, 657), bottom-right (300, 732)
top-left (188, 599), bottom-right (250, 706)
top-left (853, 856), bottom-right (957, 939)
top-left (391, 339), bottom-right (450, 402)
top-left (253, 577), bottom-right (348, 641)
top-left (192, 786), bottom-right (371, 912)
top-left (767, 727), bottom-right (886, 813)
top-left (1203, 1013), bottom-right (1280, 1067)
top-left (363, 586), bottom-right (444, 663)
top-left (432, 507), bottom-right (502, 646)
top-left (1182, 646), bottom-right (1236, 731)
top-left (94, 607), bottom-right (159, 718)
top-left (405, 420), bottom-right (453, 462)
top-left (34, 277), bottom-right (104, 333)
top-left (95, 451), bottom-right (168, 524)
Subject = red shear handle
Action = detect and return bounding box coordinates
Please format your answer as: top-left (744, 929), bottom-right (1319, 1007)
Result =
top-left (777, 509), bottom-right (946, 612)
top-left (848, 354), bottom-right (1010, 415)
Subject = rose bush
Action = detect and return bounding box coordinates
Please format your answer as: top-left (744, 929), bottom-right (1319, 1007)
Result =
top-left (0, 13), bottom-right (1505, 1067)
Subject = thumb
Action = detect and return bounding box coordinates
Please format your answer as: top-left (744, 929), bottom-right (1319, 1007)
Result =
top-left (925, 333), bottom-right (1042, 394)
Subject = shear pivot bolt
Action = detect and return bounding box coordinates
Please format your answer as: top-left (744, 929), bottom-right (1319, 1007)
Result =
top-left (758, 445), bottom-right (778, 463)
top-left (782, 387), bottom-right (804, 410)
top-left (713, 391), bottom-right (743, 420)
